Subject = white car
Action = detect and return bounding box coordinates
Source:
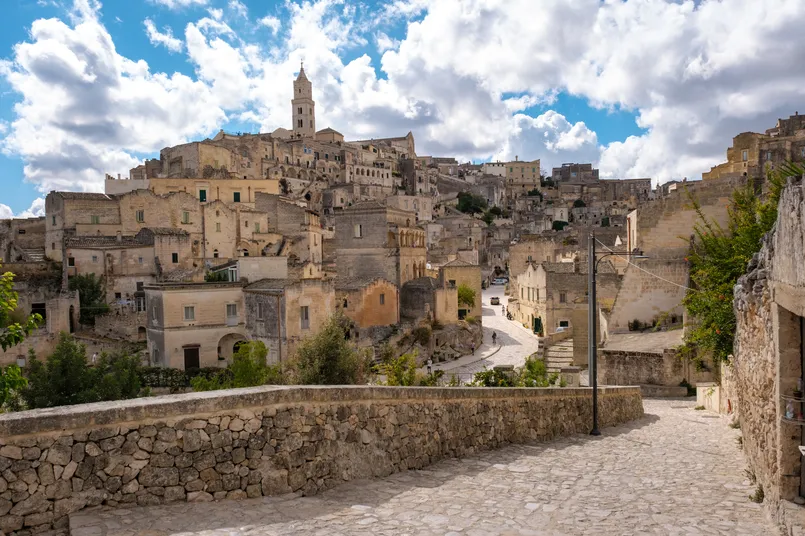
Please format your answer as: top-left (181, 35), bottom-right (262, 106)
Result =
top-left (492, 278), bottom-right (508, 285)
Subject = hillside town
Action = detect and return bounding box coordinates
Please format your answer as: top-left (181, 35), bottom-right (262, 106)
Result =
top-left (2, 64), bottom-right (805, 535)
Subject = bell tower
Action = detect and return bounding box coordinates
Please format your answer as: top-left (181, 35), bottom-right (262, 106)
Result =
top-left (292, 62), bottom-right (315, 138)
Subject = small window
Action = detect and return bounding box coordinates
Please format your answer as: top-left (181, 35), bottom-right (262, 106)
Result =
top-left (114, 292), bottom-right (121, 300)
top-left (182, 211), bottom-right (190, 224)
top-left (152, 306), bottom-right (157, 321)
top-left (52, 216), bottom-right (56, 225)
top-left (226, 304), bottom-right (237, 317)
top-left (51, 242), bottom-right (55, 250)
top-left (297, 119), bottom-right (303, 128)
top-left (301, 306), bottom-right (310, 330)
top-left (233, 192), bottom-right (241, 203)
top-left (559, 293), bottom-right (567, 304)
top-left (216, 222), bottom-right (221, 232)
top-left (767, 151), bottom-right (772, 161)
top-left (92, 255), bottom-right (98, 263)
top-left (68, 257), bottom-right (75, 267)
top-left (353, 224), bottom-right (362, 238)
top-left (213, 249), bottom-right (219, 258)
top-left (559, 320), bottom-right (570, 328)
top-left (172, 252), bottom-right (178, 264)
top-left (136, 282), bottom-right (144, 291)
top-left (380, 293), bottom-right (385, 305)
top-left (136, 210), bottom-right (144, 223)
top-left (257, 302), bottom-right (264, 320)
top-left (152, 348), bottom-right (160, 364)
top-left (138, 256), bottom-right (143, 264)
top-left (90, 215), bottom-right (100, 224)
top-left (199, 189), bottom-right (207, 202)
top-left (298, 107), bottom-right (302, 114)
top-left (742, 150), bottom-right (748, 162)
top-left (255, 222), bottom-right (260, 233)
top-left (184, 306), bottom-right (195, 321)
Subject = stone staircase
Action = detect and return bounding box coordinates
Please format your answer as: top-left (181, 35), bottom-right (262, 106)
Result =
top-left (22, 248), bottom-right (45, 262)
top-left (544, 338), bottom-right (574, 373)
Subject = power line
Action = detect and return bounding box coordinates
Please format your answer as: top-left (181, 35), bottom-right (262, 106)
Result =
top-left (595, 238), bottom-right (699, 293)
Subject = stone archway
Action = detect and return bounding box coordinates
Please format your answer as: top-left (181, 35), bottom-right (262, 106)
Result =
top-left (218, 333), bottom-right (248, 362)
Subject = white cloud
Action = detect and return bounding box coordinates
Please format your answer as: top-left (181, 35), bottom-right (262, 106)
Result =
top-left (144, 18), bottom-right (183, 52)
top-left (5, 0), bottom-right (805, 207)
top-left (259, 15), bottom-right (281, 34)
top-left (0, 198), bottom-right (46, 219)
top-left (228, 0), bottom-right (248, 18)
top-left (148, 0), bottom-right (207, 9)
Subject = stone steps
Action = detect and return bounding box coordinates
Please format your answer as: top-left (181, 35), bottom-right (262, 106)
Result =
top-left (544, 339), bottom-right (574, 373)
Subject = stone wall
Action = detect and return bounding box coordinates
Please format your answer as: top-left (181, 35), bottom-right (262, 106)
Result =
top-left (732, 176), bottom-right (805, 533)
top-left (0, 385), bottom-right (643, 534)
top-left (598, 349), bottom-right (713, 387)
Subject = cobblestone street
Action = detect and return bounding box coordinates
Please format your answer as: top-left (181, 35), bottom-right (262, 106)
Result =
top-left (71, 399), bottom-right (775, 536)
top-left (431, 287), bottom-right (539, 379)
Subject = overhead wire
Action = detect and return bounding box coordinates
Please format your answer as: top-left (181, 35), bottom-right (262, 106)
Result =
top-left (594, 238), bottom-right (699, 293)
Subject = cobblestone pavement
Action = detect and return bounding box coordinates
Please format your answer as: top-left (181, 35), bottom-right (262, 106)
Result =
top-left (70, 399), bottom-right (775, 536)
top-left (432, 288), bottom-right (539, 379)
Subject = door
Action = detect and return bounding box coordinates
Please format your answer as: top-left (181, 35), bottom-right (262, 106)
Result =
top-left (184, 347), bottom-right (200, 370)
top-left (199, 189), bottom-right (207, 202)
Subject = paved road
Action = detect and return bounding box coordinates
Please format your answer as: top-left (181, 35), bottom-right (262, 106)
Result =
top-left (71, 399), bottom-right (775, 536)
top-left (431, 286), bottom-right (540, 378)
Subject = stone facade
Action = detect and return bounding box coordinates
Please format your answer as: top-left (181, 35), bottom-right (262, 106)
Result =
top-left (337, 279), bottom-right (399, 329)
top-left (598, 349), bottom-right (712, 387)
top-left (439, 260), bottom-right (482, 320)
top-left (731, 176), bottom-right (805, 533)
top-left (0, 385), bottom-right (643, 534)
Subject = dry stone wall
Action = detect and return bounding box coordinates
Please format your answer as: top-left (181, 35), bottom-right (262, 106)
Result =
top-left (0, 385), bottom-right (643, 534)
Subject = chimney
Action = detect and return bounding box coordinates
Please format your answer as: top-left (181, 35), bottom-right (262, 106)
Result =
top-left (515, 155), bottom-right (519, 161)
top-left (116, 231), bottom-right (122, 243)
top-left (118, 173), bottom-right (121, 180)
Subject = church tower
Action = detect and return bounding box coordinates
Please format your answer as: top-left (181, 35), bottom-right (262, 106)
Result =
top-left (292, 63), bottom-right (315, 138)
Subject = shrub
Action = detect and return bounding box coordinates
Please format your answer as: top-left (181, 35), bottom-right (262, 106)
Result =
top-left (68, 273), bottom-right (109, 326)
top-left (412, 326), bottom-right (432, 346)
top-left (191, 341), bottom-right (283, 391)
top-left (380, 352), bottom-right (418, 386)
top-left (464, 315), bottom-right (480, 325)
top-left (552, 220), bottom-right (569, 232)
top-left (457, 284), bottom-right (476, 309)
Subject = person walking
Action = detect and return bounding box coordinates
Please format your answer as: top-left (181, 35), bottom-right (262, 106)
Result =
top-left (492, 331), bottom-right (497, 345)
top-left (471, 343), bottom-right (475, 355)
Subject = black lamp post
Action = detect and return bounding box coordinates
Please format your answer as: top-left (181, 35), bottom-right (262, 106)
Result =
top-left (588, 232), bottom-right (648, 436)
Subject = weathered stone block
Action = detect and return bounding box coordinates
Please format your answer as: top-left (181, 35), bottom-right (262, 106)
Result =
top-left (138, 467), bottom-right (179, 487)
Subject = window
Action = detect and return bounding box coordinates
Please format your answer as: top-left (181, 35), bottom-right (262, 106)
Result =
top-left (257, 302), bottom-right (264, 320)
top-left (52, 216), bottom-right (56, 225)
top-left (310, 120), bottom-right (313, 128)
top-left (115, 292), bottom-right (121, 300)
top-left (182, 211), bottom-right (190, 224)
top-left (172, 252), bottom-right (179, 264)
top-left (559, 292), bottom-right (567, 304)
top-left (521, 288), bottom-right (524, 298)
top-left (353, 224), bottom-right (362, 238)
top-left (297, 119), bottom-right (303, 128)
top-left (254, 222), bottom-right (260, 233)
top-left (68, 257), bottom-right (75, 267)
top-left (152, 348), bottom-right (159, 364)
top-left (152, 306), bottom-right (157, 320)
top-left (136, 297), bottom-right (145, 312)
top-left (300, 306), bottom-right (310, 330)
top-left (51, 242), bottom-right (55, 250)
top-left (90, 215), bottom-right (100, 224)
top-left (216, 222), bottom-right (221, 232)
top-left (138, 256), bottom-right (143, 264)
top-left (213, 249), bottom-right (219, 258)
top-left (742, 150), bottom-right (748, 162)
top-left (380, 293), bottom-right (385, 305)
top-left (92, 255), bottom-right (98, 263)
top-left (559, 320), bottom-right (570, 328)
top-left (184, 306), bottom-right (195, 321)
top-left (226, 303), bottom-right (238, 317)
top-left (233, 192), bottom-right (241, 203)
top-left (767, 151), bottom-right (772, 161)
top-left (136, 282), bottom-right (144, 291)
top-left (298, 107), bottom-right (302, 114)
top-left (245, 221), bottom-right (249, 228)
top-left (199, 189), bottom-right (207, 202)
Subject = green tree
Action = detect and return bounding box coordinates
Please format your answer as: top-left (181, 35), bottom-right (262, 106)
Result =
top-left (1, 263), bottom-right (42, 351)
top-left (573, 199), bottom-right (586, 208)
top-left (457, 284), bottom-right (476, 309)
top-left (682, 163), bottom-right (801, 362)
top-left (191, 341), bottom-right (283, 391)
top-left (22, 334), bottom-right (144, 409)
top-left (601, 216), bottom-right (610, 227)
top-left (488, 206), bottom-right (503, 217)
top-left (552, 220), bottom-right (569, 232)
top-left (289, 313), bottom-right (373, 385)
top-left (457, 192), bottom-right (488, 214)
top-left (0, 364), bottom-right (27, 409)
top-left (380, 352), bottom-right (418, 386)
top-left (482, 211), bottom-right (495, 225)
top-left (68, 273), bottom-right (109, 326)
top-left (519, 356), bottom-right (560, 387)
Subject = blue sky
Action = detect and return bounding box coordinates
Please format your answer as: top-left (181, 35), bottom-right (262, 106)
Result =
top-left (1, 0), bottom-right (803, 217)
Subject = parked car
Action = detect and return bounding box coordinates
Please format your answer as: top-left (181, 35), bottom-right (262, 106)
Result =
top-left (555, 326), bottom-right (569, 333)
top-left (490, 297), bottom-right (500, 305)
top-left (492, 278), bottom-right (507, 285)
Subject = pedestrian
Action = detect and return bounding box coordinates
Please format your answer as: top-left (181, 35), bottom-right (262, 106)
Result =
top-left (427, 358), bottom-right (433, 375)
top-left (471, 343), bottom-right (475, 355)
top-left (91, 352), bottom-right (98, 366)
top-left (492, 331), bottom-right (497, 345)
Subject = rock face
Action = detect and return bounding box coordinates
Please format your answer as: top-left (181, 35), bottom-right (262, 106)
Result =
top-left (732, 177), bottom-right (805, 531)
top-left (0, 385), bottom-right (642, 534)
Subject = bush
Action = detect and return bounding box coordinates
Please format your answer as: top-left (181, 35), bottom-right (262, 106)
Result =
top-left (22, 334), bottom-right (145, 409)
top-left (288, 313), bottom-right (373, 385)
top-left (412, 326), bottom-right (432, 346)
top-left (552, 220), bottom-right (569, 232)
top-left (457, 284), bottom-right (476, 309)
top-left (430, 319), bottom-right (444, 331)
top-left (191, 341), bottom-right (283, 391)
top-left (470, 368), bottom-right (517, 387)
top-left (457, 192), bottom-right (488, 215)
top-left (380, 352), bottom-right (418, 386)
top-left (68, 273), bottom-right (109, 326)
top-left (464, 315), bottom-right (480, 325)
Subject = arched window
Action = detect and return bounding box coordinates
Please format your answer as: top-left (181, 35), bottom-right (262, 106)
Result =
top-left (213, 249), bottom-right (219, 258)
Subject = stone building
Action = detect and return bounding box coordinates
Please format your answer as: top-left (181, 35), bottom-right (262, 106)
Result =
top-left (144, 281), bottom-right (247, 369)
top-left (243, 278), bottom-right (335, 364)
top-left (400, 277), bottom-right (459, 325)
top-left (337, 278), bottom-right (399, 329)
top-left (0, 217), bottom-right (46, 263)
top-left (505, 158), bottom-right (541, 202)
top-left (334, 201), bottom-right (426, 287)
top-left (440, 259), bottom-right (482, 320)
top-left (386, 194), bottom-right (433, 222)
top-left (551, 163), bottom-right (599, 183)
top-left (509, 261), bottom-right (620, 336)
top-left (729, 175), bottom-right (805, 532)
top-left (703, 112), bottom-right (805, 181)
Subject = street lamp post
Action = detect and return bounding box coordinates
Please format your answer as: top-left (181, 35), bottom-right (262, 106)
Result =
top-left (588, 232), bottom-right (647, 436)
